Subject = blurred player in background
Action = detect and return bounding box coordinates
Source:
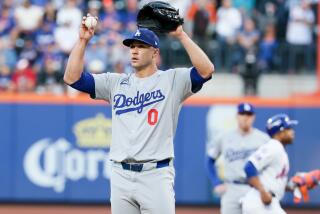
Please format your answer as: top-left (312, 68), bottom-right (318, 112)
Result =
top-left (64, 12), bottom-right (214, 214)
top-left (287, 169), bottom-right (320, 204)
top-left (242, 114), bottom-right (298, 214)
top-left (206, 102), bottom-right (269, 214)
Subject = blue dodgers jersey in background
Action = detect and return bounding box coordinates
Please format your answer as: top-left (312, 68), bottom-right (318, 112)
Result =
top-left (0, 102), bottom-right (320, 205)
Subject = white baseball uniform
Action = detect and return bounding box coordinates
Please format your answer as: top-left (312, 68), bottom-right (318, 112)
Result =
top-left (207, 128), bottom-right (269, 214)
top-left (92, 67), bottom-right (204, 214)
top-left (241, 139), bottom-right (289, 214)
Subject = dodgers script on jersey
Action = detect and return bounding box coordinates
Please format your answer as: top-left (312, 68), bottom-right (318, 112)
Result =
top-left (207, 128), bottom-right (269, 182)
top-left (248, 139), bottom-right (289, 199)
top-left (92, 68), bottom-right (193, 162)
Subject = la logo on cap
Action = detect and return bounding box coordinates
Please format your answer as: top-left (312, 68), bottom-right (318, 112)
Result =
top-left (244, 104), bottom-right (251, 111)
top-left (135, 30), bottom-right (141, 37)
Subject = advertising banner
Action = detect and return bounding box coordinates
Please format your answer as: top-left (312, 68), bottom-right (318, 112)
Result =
top-left (1, 102), bottom-right (320, 205)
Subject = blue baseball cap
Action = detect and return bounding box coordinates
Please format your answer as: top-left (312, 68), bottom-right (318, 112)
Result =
top-left (123, 28), bottom-right (160, 48)
top-left (266, 114), bottom-right (298, 137)
top-left (237, 102), bottom-right (255, 114)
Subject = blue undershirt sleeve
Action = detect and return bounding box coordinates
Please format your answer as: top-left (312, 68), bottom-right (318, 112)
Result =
top-left (190, 67), bottom-right (212, 93)
top-left (69, 71), bottom-right (96, 98)
top-left (244, 161), bottom-right (258, 179)
top-left (206, 156), bottom-right (222, 187)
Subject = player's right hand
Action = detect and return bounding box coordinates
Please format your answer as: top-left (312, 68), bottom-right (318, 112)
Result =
top-left (79, 14), bottom-right (98, 42)
top-left (260, 190), bottom-right (272, 205)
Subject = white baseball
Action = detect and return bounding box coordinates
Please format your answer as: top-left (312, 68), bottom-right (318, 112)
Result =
top-left (84, 16), bottom-right (97, 29)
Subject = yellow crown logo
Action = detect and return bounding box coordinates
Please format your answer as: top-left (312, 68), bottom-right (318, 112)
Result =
top-left (73, 113), bottom-right (112, 148)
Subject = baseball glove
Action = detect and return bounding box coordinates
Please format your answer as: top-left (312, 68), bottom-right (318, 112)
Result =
top-left (137, 1), bottom-right (184, 33)
top-left (287, 170), bottom-right (320, 203)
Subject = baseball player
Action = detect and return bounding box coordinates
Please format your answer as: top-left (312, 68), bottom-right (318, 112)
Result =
top-left (206, 102), bottom-right (269, 214)
top-left (287, 169), bottom-right (320, 203)
top-left (63, 15), bottom-right (214, 214)
top-left (242, 114), bottom-right (298, 214)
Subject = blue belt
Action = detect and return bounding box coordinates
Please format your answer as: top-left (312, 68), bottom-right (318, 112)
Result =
top-left (121, 158), bottom-right (171, 172)
top-left (231, 180), bottom-right (247, 185)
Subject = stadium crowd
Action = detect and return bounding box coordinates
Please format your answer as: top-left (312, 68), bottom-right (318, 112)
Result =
top-left (0, 0), bottom-right (317, 94)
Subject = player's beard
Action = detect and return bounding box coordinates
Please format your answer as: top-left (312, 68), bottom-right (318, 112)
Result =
top-left (281, 135), bottom-right (294, 145)
top-left (282, 129), bottom-right (295, 145)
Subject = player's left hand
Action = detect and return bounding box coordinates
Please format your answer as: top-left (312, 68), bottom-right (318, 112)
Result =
top-left (213, 184), bottom-right (226, 197)
top-left (169, 26), bottom-right (184, 39)
top-left (260, 190), bottom-right (272, 205)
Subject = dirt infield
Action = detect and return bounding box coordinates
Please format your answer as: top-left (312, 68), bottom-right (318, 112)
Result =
top-left (0, 205), bottom-right (319, 214)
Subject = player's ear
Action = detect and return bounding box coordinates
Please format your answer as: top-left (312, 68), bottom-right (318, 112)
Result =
top-left (153, 48), bottom-right (159, 58)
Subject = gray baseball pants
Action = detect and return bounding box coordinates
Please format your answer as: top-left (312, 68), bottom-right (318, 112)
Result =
top-left (110, 162), bottom-right (175, 214)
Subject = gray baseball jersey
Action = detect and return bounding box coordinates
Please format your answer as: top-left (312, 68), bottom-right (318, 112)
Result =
top-left (207, 128), bottom-right (269, 214)
top-left (92, 68), bottom-right (193, 162)
top-left (207, 128), bottom-right (269, 182)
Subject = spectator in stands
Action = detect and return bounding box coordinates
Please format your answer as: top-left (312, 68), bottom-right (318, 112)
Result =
top-left (42, 1), bottom-right (57, 26)
top-left (100, 0), bottom-right (122, 33)
top-left (274, 0), bottom-right (288, 42)
top-left (235, 18), bottom-right (260, 95)
top-left (286, 0), bottom-right (314, 73)
top-left (36, 22), bottom-right (56, 57)
top-left (255, 0), bottom-right (288, 42)
top-left (36, 2), bottom-right (57, 65)
top-left (186, 0), bottom-right (216, 52)
top-left (56, 0), bottom-right (82, 30)
top-left (85, 36), bottom-right (108, 73)
top-left (0, 0), bottom-right (316, 95)
top-left (36, 57), bottom-right (64, 94)
top-left (19, 36), bottom-right (40, 67)
top-left (0, 5), bottom-right (15, 38)
top-left (11, 58), bottom-right (37, 92)
top-left (35, 0), bottom-right (57, 63)
top-left (40, 41), bottom-right (64, 73)
top-left (87, 0), bottom-right (102, 18)
top-left (0, 0), bottom-right (14, 9)
top-left (121, 0), bottom-right (139, 34)
top-left (13, 0), bottom-right (44, 55)
top-left (0, 37), bottom-right (17, 71)
top-left (108, 39), bottom-right (131, 73)
top-left (0, 63), bottom-right (12, 92)
top-left (235, 17), bottom-right (260, 68)
top-left (14, 0), bottom-right (44, 36)
top-left (54, 0), bottom-right (82, 56)
top-left (255, 0), bottom-right (275, 13)
top-left (232, 0), bottom-right (255, 15)
top-left (257, 23), bottom-right (278, 72)
top-left (255, 1), bottom-right (277, 33)
top-left (215, 0), bottom-right (242, 71)
top-left (50, 0), bottom-right (65, 10)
